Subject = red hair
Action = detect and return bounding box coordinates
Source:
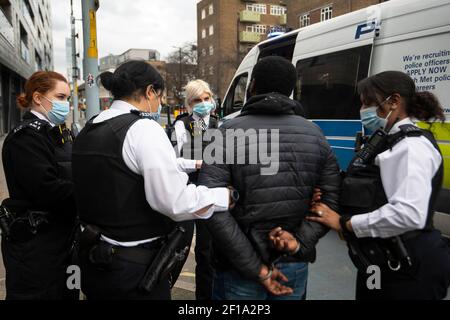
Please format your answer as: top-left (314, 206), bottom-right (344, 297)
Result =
top-left (16, 71), bottom-right (68, 109)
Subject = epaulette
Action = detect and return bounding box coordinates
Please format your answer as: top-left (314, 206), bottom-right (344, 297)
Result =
top-left (175, 112), bottom-right (190, 122)
top-left (399, 124), bottom-right (423, 137)
top-left (130, 109), bottom-right (156, 120)
top-left (387, 124), bottom-right (424, 149)
top-left (12, 119), bottom-right (48, 135)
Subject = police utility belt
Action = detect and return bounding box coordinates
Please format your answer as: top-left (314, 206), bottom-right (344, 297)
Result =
top-left (340, 125), bottom-right (430, 273)
top-left (78, 224), bottom-right (189, 292)
top-left (0, 198), bottom-right (50, 243)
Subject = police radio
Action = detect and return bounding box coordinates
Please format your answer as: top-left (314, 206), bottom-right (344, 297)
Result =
top-left (356, 129), bottom-right (388, 163)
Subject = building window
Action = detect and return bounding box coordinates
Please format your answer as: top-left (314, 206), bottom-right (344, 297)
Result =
top-left (20, 24), bottom-right (30, 64)
top-left (300, 13), bottom-right (310, 28)
top-left (202, 48), bottom-right (206, 57)
top-left (201, 68), bottom-right (205, 77)
top-left (209, 4), bottom-right (214, 15)
top-left (209, 45), bottom-right (214, 56)
top-left (321, 6), bottom-right (333, 22)
top-left (202, 29), bottom-right (206, 39)
top-left (246, 3), bottom-right (266, 14)
top-left (270, 5), bottom-right (286, 16)
top-left (246, 24), bottom-right (267, 35)
top-left (209, 66), bottom-right (214, 75)
top-left (209, 25), bottom-right (214, 36)
top-left (201, 9), bottom-right (206, 19)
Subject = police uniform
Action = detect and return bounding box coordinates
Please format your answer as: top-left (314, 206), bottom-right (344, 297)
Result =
top-left (1, 111), bottom-right (78, 300)
top-left (340, 118), bottom-right (450, 300)
top-left (172, 112), bottom-right (219, 300)
top-left (72, 100), bottom-right (228, 300)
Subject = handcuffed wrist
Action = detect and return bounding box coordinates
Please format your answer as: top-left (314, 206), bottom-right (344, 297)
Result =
top-left (258, 265), bottom-right (274, 282)
top-left (289, 241), bottom-right (301, 256)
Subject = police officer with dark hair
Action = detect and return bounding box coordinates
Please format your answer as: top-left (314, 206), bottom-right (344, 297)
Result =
top-left (1, 71), bottom-right (78, 300)
top-left (309, 71), bottom-right (450, 300)
top-left (72, 60), bottom-right (232, 300)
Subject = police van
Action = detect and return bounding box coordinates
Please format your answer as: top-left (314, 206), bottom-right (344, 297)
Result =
top-left (220, 0), bottom-right (450, 238)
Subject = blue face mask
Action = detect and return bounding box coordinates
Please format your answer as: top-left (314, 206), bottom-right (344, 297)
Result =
top-left (360, 96), bottom-right (393, 132)
top-left (146, 87), bottom-right (162, 122)
top-left (42, 97), bottom-right (70, 125)
top-left (193, 101), bottom-right (215, 118)
top-left (360, 107), bottom-right (387, 132)
top-left (150, 104), bottom-right (162, 122)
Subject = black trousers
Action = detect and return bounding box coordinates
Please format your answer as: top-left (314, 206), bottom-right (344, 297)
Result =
top-left (195, 220), bottom-right (214, 300)
top-left (356, 230), bottom-right (450, 300)
top-left (1, 222), bottom-right (79, 300)
top-left (80, 246), bottom-right (171, 300)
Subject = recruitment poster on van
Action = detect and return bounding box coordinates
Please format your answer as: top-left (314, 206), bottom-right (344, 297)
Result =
top-left (402, 48), bottom-right (450, 118)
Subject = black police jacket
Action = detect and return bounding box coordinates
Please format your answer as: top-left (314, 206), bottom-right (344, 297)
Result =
top-left (2, 112), bottom-right (76, 221)
top-left (197, 93), bottom-right (341, 280)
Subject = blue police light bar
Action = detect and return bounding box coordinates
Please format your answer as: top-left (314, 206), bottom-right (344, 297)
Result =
top-left (267, 31), bottom-right (285, 39)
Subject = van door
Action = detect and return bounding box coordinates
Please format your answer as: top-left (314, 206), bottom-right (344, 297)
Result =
top-left (222, 72), bottom-right (249, 118)
top-left (294, 45), bottom-right (373, 169)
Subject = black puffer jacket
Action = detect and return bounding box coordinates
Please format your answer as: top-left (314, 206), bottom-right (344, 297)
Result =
top-left (198, 93), bottom-right (341, 280)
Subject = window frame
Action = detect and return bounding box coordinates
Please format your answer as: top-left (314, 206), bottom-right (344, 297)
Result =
top-left (270, 5), bottom-right (287, 16)
top-left (321, 6), bottom-right (333, 22)
top-left (223, 73), bottom-right (249, 117)
top-left (300, 13), bottom-right (310, 28)
top-left (294, 45), bottom-right (373, 120)
top-left (246, 3), bottom-right (267, 14)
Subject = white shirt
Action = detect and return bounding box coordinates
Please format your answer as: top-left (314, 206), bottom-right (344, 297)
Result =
top-left (351, 118), bottom-right (442, 239)
top-left (174, 113), bottom-right (211, 173)
top-left (31, 110), bottom-right (55, 127)
top-left (92, 101), bottom-right (229, 246)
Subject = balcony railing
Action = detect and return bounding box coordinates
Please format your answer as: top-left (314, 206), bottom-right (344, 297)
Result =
top-left (239, 31), bottom-right (261, 43)
top-left (0, 8), bottom-right (14, 45)
top-left (240, 10), bottom-right (261, 23)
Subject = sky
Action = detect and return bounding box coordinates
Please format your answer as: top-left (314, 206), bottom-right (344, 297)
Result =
top-left (50, 0), bottom-right (198, 76)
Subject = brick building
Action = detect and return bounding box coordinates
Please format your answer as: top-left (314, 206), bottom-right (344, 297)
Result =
top-left (287, 0), bottom-right (388, 29)
top-left (197, 0), bottom-right (389, 101)
top-left (197, 0), bottom-right (288, 101)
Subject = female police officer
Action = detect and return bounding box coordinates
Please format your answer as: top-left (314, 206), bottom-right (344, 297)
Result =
top-left (1, 71), bottom-right (77, 300)
top-left (308, 71), bottom-right (450, 300)
top-left (72, 61), bottom-right (232, 300)
top-left (172, 79), bottom-right (219, 300)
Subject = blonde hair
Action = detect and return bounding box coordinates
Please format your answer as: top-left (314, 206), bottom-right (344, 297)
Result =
top-left (184, 79), bottom-right (214, 112)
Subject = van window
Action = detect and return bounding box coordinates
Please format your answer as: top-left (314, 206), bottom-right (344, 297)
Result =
top-left (295, 45), bottom-right (372, 119)
top-left (223, 73), bottom-right (248, 117)
top-left (258, 34), bottom-right (297, 62)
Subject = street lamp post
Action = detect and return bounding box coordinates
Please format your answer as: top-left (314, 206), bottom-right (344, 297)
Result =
top-left (70, 0), bottom-right (79, 128)
top-left (81, 0), bottom-right (100, 122)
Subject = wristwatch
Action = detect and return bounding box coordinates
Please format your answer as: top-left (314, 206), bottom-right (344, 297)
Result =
top-left (230, 188), bottom-right (240, 205)
top-left (339, 215), bottom-right (352, 235)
